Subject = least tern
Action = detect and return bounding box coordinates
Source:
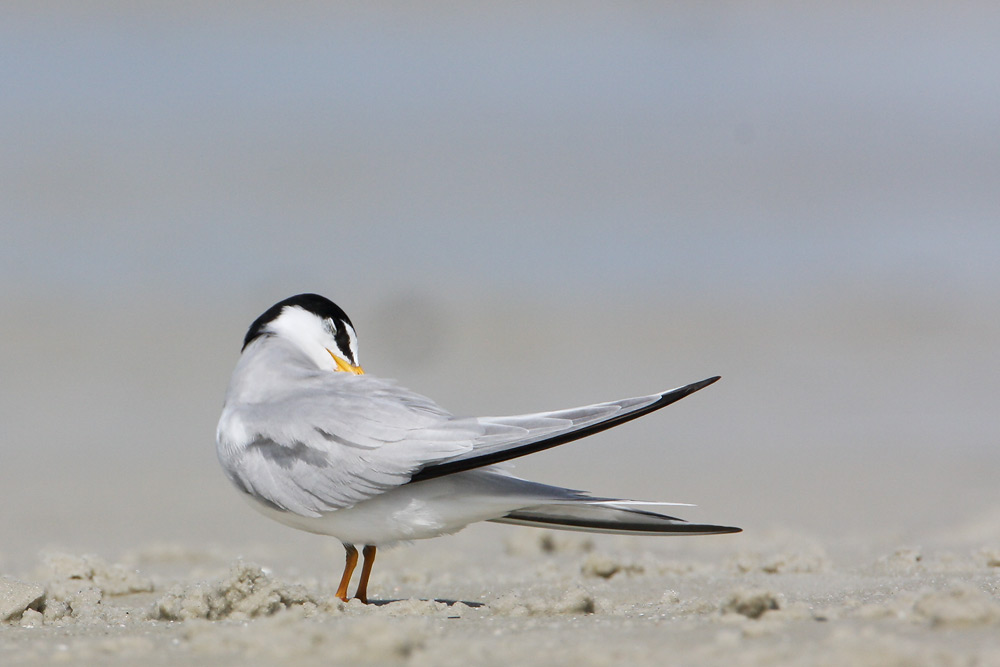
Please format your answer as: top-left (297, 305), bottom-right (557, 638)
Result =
top-left (217, 294), bottom-right (740, 603)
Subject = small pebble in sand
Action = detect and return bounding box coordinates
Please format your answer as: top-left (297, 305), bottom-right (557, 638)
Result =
top-left (19, 608), bottom-right (44, 627)
top-left (979, 548), bottom-right (1000, 568)
top-left (503, 530), bottom-right (594, 557)
top-left (580, 553), bottom-right (644, 579)
top-left (721, 588), bottom-right (782, 620)
top-left (875, 548), bottom-right (924, 574)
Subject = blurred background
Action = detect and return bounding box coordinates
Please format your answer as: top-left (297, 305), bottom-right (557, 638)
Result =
top-left (2, 2), bottom-right (998, 570)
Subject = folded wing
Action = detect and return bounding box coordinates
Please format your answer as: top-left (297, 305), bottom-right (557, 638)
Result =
top-left (220, 350), bottom-right (720, 519)
top-left (409, 376), bottom-right (721, 483)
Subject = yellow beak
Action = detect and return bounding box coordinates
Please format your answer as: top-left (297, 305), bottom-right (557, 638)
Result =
top-left (328, 349), bottom-right (365, 375)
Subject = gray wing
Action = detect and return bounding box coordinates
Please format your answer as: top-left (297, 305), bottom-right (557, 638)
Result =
top-left (409, 376), bottom-right (721, 482)
top-left (218, 340), bottom-right (719, 517)
top-left (217, 372), bottom-right (479, 516)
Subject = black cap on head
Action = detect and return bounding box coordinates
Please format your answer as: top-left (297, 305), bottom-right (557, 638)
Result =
top-left (242, 293), bottom-right (354, 351)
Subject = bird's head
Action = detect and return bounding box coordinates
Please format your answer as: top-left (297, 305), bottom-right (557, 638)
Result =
top-left (242, 293), bottom-right (364, 374)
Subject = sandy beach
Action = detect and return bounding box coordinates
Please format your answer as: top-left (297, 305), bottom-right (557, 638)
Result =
top-left (3, 518), bottom-right (1000, 665)
top-left (3, 3), bottom-right (999, 664)
top-left (2, 295), bottom-right (999, 665)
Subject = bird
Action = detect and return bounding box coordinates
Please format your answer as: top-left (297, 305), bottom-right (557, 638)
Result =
top-left (216, 293), bottom-right (740, 603)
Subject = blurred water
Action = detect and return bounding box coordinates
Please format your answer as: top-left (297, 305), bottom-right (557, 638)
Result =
top-left (2, 3), bottom-right (998, 301)
top-left (1, 3), bottom-right (998, 565)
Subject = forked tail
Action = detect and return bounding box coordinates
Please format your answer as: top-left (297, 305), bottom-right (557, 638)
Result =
top-left (490, 502), bottom-right (741, 536)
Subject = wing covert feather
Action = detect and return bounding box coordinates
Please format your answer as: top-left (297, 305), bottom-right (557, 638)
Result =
top-left (218, 360), bottom-right (478, 515)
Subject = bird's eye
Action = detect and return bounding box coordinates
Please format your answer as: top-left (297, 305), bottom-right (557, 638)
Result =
top-left (325, 319), bottom-right (345, 344)
top-left (322, 318), bottom-right (354, 362)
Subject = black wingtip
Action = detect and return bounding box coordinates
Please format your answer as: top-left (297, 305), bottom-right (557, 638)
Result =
top-left (409, 375), bottom-right (722, 484)
top-left (645, 375), bottom-right (721, 411)
top-left (685, 524), bottom-right (742, 535)
top-left (680, 375), bottom-right (722, 396)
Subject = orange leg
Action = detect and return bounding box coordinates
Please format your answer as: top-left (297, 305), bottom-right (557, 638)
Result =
top-left (336, 544), bottom-right (358, 602)
top-left (354, 545), bottom-right (377, 604)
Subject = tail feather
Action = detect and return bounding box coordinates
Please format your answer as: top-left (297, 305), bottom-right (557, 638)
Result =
top-left (490, 503), bottom-right (741, 536)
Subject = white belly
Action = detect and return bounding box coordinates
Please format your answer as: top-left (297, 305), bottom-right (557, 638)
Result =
top-left (242, 470), bottom-right (545, 546)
